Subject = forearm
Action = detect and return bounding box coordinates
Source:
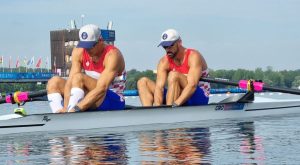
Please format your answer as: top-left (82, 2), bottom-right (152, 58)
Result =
top-left (154, 87), bottom-right (164, 106)
top-left (77, 88), bottom-right (106, 111)
top-left (63, 79), bottom-right (73, 108)
top-left (175, 85), bottom-right (196, 105)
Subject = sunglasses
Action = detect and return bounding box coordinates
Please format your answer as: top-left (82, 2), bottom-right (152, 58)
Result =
top-left (162, 41), bottom-right (177, 49)
top-left (87, 41), bottom-right (99, 51)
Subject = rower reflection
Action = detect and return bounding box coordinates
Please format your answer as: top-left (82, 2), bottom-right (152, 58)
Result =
top-left (138, 127), bottom-right (211, 164)
top-left (48, 134), bottom-right (128, 165)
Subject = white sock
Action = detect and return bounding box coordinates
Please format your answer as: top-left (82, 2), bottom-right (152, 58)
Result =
top-left (67, 87), bottom-right (85, 112)
top-left (47, 93), bottom-right (63, 113)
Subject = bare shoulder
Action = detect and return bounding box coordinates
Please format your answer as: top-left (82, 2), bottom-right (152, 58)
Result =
top-left (71, 47), bottom-right (84, 61)
top-left (189, 49), bottom-right (203, 59)
top-left (157, 56), bottom-right (169, 70)
top-left (159, 55), bottom-right (168, 65)
top-left (107, 47), bottom-right (124, 60)
top-left (104, 47), bottom-right (125, 71)
top-left (188, 49), bottom-right (208, 68)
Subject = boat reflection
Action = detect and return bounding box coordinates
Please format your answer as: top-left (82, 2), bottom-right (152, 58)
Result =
top-left (0, 121), bottom-right (266, 164)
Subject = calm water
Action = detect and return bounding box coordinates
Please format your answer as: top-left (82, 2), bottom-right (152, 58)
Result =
top-left (1, 93), bottom-right (300, 164)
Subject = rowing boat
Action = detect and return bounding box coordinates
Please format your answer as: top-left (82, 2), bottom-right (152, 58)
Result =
top-left (1, 92), bottom-right (300, 135)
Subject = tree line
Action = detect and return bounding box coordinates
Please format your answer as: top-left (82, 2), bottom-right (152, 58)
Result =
top-left (126, 67), bottom-right (300, 90)
top-left (1, 67), bottom-right (300, 93)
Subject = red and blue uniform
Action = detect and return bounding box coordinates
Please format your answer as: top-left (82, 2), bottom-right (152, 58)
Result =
top-left (166, 48), bottom-right (210, 105)
top-left (82, 45), bottom-right (126, 110)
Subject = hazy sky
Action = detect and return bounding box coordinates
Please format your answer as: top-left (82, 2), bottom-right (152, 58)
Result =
top-left (0, 0), bottom-right (299, 71)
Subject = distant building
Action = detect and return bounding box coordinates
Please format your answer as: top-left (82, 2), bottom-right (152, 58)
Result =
top-left (50, 29), bottom-right (79, 76)
top-left (50, 21), bottom-right (115, 76)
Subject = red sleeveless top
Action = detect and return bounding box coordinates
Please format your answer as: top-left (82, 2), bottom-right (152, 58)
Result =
top-left (165, 48), bottom-right (210, 96)
top-left (166, 49), bottom-right (192, 74)
top-left (81, 45), bottom-right (126, 97)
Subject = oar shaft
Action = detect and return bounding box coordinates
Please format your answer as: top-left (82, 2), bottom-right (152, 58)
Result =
top-left (201, 77), bottom-right (300, 95)
top-left (263, 85), bottom-right (300, 95)
top-left (201, 77), bottom-right (238, 86)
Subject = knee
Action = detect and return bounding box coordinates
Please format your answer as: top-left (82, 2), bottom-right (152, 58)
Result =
top-left (137, 77), bottom-right (150, 90)
top-left (47, 76), bottom-right (63, 91)
top-left (167, 71), bottom-right (180, 84)
top-left (71, 72), bottom-right (84, 86)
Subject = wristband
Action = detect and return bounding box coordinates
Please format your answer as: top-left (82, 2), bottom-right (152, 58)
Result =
top-left (73, 105), bottom-right (81, 112)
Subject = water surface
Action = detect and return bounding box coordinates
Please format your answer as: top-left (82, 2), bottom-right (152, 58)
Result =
top-left (0, 93), bottom-right (300, 164)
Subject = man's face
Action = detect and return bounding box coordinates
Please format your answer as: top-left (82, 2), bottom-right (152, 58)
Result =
top-left (163, 41), bottom-right (178, 58)
top-left (87, 41), bottom-right (99, 57)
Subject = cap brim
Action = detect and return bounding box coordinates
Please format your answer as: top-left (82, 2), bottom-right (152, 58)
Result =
top-left (157, 41), bottom-right (175, 47)
top-left (77, 41), bottom-right (97, 49)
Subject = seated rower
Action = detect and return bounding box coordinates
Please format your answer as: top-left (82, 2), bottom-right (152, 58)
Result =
top-left (137, 29), bottom-right (210, 106)
top-left (47, 24), bottom-right (126, 113)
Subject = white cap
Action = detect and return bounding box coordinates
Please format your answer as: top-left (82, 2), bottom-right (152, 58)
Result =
top-left (77, 24), bottom-right (101, 49)
top-left (158, 29), bottom-right (180, 47)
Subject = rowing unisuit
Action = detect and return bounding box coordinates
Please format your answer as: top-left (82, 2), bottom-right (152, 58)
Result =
top-left (82, 45), bottom-right (126, 98)
top-left (166, 48), bottom-right (210, 97)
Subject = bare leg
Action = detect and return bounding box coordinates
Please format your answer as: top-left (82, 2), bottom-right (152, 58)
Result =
top-left (137, 77), bottom-right (156, 106)
top-left (70, 73), bottom-right (99, 109)
top-left (46, 76), bottom-right (66, 95)
top-left (166, 71), bottom-right (188, 105)
top-left (46, 76), bottom-right (67, 113)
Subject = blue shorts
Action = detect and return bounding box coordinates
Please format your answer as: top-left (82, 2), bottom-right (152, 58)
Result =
top-left (94, 90), bottom-right (125, 111)
top-left (163, 86), bottom-right (209, 106)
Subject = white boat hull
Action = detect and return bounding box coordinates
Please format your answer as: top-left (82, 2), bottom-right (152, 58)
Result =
top-left (1, 99), bottom-right (300, 135)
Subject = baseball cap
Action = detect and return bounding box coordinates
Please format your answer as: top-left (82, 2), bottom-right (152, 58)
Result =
top-left (77, 24), bottom-right (101, 49)
top-left (157, 29), bottom-right (180, 47)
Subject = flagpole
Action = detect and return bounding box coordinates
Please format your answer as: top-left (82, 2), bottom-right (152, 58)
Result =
top-left (1, 56), bottom-right (3, 72)
top-left (18, 56), bottom-right (20, 72)
top-left (9, 56), bottom-right (12, 72)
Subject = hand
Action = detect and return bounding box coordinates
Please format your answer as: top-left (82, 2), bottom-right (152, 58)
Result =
top-left (172, 102), bottom-right (179, 108)
top-left (56, 108), bottom-right (67, 113)
top-left (68, 108), bottom-right (75, 113)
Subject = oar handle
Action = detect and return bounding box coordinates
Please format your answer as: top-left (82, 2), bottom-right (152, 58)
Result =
top-left (201, 77), bottom-right (300, 95)
top-left (0, 90), bottom-right (47, 104)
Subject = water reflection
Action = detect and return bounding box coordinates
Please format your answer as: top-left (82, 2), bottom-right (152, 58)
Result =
top-left (0, 122), bottom-right (268, 164)
top-left (48, 134), bottom-right (128, 165)
top-left (0, 127), bottom-right (212, 164)
top-left (138, 127), bottom-right (211, 164)
top-left (237, 122), bottom-right (266, 164)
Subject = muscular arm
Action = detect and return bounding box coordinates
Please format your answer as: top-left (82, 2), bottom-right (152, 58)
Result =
top-left (174, 51), bottom-right (203, 105)
top-left (153, 57), bottom-right (169, 106)
top-left (76, 49), bottom-right (123, 111)
top-left (63, 48), bottom-right (83, 109)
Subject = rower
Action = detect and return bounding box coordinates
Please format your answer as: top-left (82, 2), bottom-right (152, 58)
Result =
top-left (137, 29), bottom-right (210, 107)
top-left (47, 24), bottom-right (126, 113)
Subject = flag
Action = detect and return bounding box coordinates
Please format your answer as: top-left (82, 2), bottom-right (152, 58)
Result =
top-left (53, 56), bottom-right (57, 73)
top-left (27, 56), bottom-right (34, 67)
top-left (9, 56), bottom-right (11, 68)
top-left (36, 58), bottom-right (42, 68)
top-left (45, 56), bottom-right (49, 70)
top-left (16, 58), bottom-right (20, 68)
top-left (23, 56), bottom-right (28, 66)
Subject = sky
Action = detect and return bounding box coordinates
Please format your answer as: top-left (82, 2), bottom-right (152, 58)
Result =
top-left (0, 0), bottom-right (299, 71)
